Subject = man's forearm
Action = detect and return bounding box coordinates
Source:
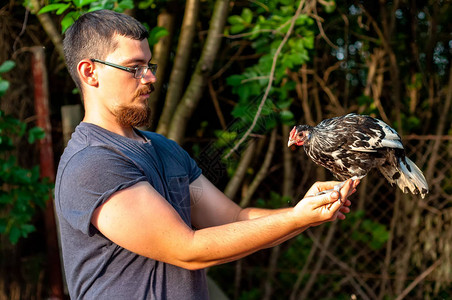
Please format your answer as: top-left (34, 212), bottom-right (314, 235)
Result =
top-left (184, 208), bottom-right (303, 270)
top-left (236, 207), bottom-right (309, 248)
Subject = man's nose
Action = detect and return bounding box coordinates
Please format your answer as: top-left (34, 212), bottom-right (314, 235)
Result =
top-left (141, 69), bottom-right (156, 84)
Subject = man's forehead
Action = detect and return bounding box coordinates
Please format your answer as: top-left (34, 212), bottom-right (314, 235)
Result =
top-left (108, 34), bottom-right (152, 63)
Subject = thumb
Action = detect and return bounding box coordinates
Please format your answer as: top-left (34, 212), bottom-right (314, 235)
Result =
top-left (317, 190), bottom-right (342, 209)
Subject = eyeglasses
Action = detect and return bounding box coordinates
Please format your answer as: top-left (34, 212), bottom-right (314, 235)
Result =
top-left (91, 59), bottom-right (158, 79)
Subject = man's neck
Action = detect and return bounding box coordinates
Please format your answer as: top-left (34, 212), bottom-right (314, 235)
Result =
top-left (82, 116), bottom-right (142, 141)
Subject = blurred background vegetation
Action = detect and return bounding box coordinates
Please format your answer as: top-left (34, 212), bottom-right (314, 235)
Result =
top-left (0, 0), bottom-right (451, 299)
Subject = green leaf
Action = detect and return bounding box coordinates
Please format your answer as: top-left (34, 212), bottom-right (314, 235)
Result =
top-left (138, 0), bottom-right (154, 9)
top-left (148, 26), bottom-right (169, 46)
top-left (21, 224), bottom-right (36, 235)
top-left (80, 0), bottom-right (98, 7)
top-left (280, 110), bottom-right (294, 123)
top-left (228, 15), bottom-right (244, 25)
top-left (61, 11), bottom-right (80, 33)
top-left (323, 1), bottom-right (336, 13)
top-left (56, 3), bottom-right (71, 15)
top-left (226, 75), bottom-right (244, 86)
top-left (72, 0), bottom-right (82, 8)
top-left (87, 6), bottom-right (104, 12)
top-left (241, 8), bottom-right (253, 24)
top-left (249, 23), bottom-right (261, 40)
top-left (9, 226), bottom-right (21, 244)
top-left (38, 3), bottom-right (68, 14)
top-left (230, 24), bottom-right (246, 34)
top-left (0, 60), bottom-right (16, 73)
top-left (28, 126), bottom-right (46, 144)
top-left (116, 0), bottom-right (134, 12)
top-left (0, 80), bottom-right (10, 97)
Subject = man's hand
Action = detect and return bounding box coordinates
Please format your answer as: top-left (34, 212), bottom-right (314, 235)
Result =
top-left (292, 179), bottom-right (359, 227)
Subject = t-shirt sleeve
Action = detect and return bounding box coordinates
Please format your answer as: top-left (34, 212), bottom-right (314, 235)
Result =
top-left (56, 145), bottom-right (147, 236)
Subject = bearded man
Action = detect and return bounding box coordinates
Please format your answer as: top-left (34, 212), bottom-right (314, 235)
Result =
top-left (55, 9), bottom-right (358, 300)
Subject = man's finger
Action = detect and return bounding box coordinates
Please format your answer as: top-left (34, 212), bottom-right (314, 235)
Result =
top-left (315, 181), bottom-right (342, 193)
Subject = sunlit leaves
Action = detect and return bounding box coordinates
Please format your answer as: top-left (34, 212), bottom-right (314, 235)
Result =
top-left (36, 0), bottom-right (143, 33)
top-left (148, 27), bottom-right (169, 46)
top-left (224, 0), bottom-right (315, 135)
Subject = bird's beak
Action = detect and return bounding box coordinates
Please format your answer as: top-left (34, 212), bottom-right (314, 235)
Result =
top-left (288, 126), bottom-right (297, 147)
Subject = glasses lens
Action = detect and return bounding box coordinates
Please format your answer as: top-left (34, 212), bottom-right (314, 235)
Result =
top-left (149, 64), bottom-right (158, 75)
top-left (134, 64), bottom-right (158, 79)
top-left (134, 66), bottom-right (146, 79)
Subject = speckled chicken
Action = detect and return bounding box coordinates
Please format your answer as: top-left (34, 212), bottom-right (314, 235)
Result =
top-left (288, 113), bottom-right (428, 198)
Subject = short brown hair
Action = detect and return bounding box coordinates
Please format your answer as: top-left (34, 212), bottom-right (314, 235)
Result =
top-left (63, 10), bottom-right (149, 93)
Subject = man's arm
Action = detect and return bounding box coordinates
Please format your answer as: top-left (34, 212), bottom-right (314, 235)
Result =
top-left (190, 175), bottom-right (355, 247)
top-left (91, 176), bottom-right (354, 271)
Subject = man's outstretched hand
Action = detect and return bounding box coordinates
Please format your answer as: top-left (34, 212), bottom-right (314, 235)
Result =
top-left (292, 179), bottom-right (359, 227)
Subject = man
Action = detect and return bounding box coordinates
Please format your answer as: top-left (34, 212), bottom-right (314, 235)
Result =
top-left (55, 9), bottom-right (358, 300)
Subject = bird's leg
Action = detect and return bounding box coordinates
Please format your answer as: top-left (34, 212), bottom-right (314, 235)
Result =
top-left (315, 176), bottom-right (362, 198)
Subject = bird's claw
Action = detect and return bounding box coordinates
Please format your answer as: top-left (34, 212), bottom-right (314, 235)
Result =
top-left (315, 176), bottom-right (361, 201)
top-left (315, 182), bottom-right (344, 201)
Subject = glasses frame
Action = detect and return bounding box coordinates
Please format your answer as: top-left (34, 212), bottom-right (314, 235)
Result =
top-left (90, 58), bottom-right (157, 79)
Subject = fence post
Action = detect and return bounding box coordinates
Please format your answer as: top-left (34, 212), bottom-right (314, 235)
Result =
top-left (31, 46), bottom-right (65, 299)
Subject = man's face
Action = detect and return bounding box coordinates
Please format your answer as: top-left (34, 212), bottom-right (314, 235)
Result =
top-left (96, 34), bottom-right (156, 127)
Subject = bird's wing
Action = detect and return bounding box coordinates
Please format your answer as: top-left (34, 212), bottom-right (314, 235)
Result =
top-left (345, 116), bottom-right (404, 152)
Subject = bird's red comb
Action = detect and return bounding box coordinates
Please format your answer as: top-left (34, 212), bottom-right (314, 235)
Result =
top-left (289, 126), bottom-right (297, 140)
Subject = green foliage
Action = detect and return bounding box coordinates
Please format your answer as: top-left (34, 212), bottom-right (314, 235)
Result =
top-left (256, 191), bottom-right (291, 209)
top-left (0, 61), bottom-right (52, 244)
top-left (223, 0), bottom-right (316, 145)
top-left (33, 0), bottom-right (168, 47)
top-left (341, 210), bottom-right (390, 250)
top-left (35, 0), bottom-right (135, 32)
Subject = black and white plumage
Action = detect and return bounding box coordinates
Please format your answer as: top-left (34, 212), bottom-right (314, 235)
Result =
top-left (288, 113), bottom-right (429, 198)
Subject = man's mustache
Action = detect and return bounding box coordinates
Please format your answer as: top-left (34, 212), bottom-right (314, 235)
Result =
top-left (135, 84), bottom-right (155, 97)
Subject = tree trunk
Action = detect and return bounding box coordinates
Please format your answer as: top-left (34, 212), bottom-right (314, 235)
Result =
top-left (167, 0), bottom-right (229, 143)
top-left (156, 0), bottom-right (200, 136)
top-left (148, 9), bottom-right (176, 130)
top-left (28, 0), bottom-right (64, 60)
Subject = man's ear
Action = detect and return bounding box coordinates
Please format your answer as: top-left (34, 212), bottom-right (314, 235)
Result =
top-left (77, 59), bottom-right (98, 87)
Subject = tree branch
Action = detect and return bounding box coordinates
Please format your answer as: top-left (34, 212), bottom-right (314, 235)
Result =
top-left (240, 129), bottom-right (276, 207)
top-left (224, 140), bottom-right (256, 200)
top-left (394, 258), bottom-right (442, 300)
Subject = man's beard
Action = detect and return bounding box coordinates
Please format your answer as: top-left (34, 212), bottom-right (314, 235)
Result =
top-left (114, 85), bottom-right (154, 128)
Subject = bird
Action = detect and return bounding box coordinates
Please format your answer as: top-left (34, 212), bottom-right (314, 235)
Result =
top-left (287, 113), bottom-right (429, 198)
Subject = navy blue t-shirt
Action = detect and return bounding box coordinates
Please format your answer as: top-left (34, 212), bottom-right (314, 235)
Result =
top-left (54, 122), bottom-right (208, 299)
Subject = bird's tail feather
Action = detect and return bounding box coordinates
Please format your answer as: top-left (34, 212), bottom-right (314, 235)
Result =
top-left (378, 157), bottom-right (429, 198)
